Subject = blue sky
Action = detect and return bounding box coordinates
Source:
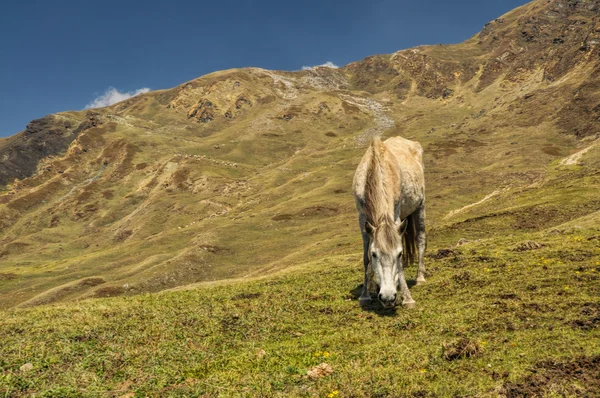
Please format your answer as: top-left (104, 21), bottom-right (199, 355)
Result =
top-left (0, 0), bottom-right (529, 137)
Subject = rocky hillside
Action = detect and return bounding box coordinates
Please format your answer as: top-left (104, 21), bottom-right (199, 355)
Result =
top-left (0, 0), bottom-right (599, 309)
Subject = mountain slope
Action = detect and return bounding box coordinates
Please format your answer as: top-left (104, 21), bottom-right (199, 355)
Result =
top-left (0, 0), bottom-right (599, 309)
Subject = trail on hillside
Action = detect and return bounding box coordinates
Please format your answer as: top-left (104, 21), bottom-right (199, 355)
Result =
top-left (55, 164), bottom-right (107, 203)
top-left (560, 139), bottom-right (598, 166)
top-left (338, 94), bottom-right (395, 146)
top-left (444, 188), bottom-right (508, 220)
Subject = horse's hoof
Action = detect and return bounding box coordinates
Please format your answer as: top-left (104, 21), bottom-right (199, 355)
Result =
top-left (416, 277), bottom-right (426, 286)
top-left (359, 297), bottom-right (372, 306)
top-left (402, 299), bottom-right (417, 309)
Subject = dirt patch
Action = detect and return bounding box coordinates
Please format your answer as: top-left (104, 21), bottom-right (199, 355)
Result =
top-left (91, 285), bottom-right (125, 298)
top-left (231, 292), bottom-right (262, 300)
top-left (198, 245), bottom-right (231, 254)
top-left (431, 248), bottom-right (455, 259)
top-left (79, 277), bottom-right (106, 287)
top-left (0, 273), bottom-right (18, 281)
top-left (442, 338), bottom-right (482, 361)
top-left (341, 101), bottom-right (360, 114)
top-left (256, 95), bottom-right (276, 104)
top-left (570, 303), bottom-right (600, 330)
top-left (553, 249), bottom-right (593, 262)
top-left (171, 168), bottom-right (191, 190)
top-left (500, 356), bottom-right (600, 397)
top-left (307, 363), bottom-right (334, 379)
top-left (75, 181), bottom-right (99, 204)
top-left (299, 206), bottom-right (339, 218)
top-left (452, 271), bottom-right (471, 286)
top-left (512, 241), bottom-right (544, 252)
top-left (512, 206), bottom-right (574, 230)
top-left (498, 293), bottom-right (519, 300)
top-left (278, 113), bottom-right (294, 121)
top-left (541, 145), bottom-right (562, 156)
top-left (273, 206), bottom-right (337, 221)
top-left (220, 314), bottom-right (241, 332)
top-left (272, 214), bottom-right (293, 221)
top-left (113, 229), bottom-right (133, 243)
top-left (427, 139), bottom-right (486, 159)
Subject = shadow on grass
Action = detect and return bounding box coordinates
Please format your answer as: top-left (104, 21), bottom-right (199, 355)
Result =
top-left (350, 283), bottom-right (424, 317)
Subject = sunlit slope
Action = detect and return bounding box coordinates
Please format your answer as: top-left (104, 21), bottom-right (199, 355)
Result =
top-left (1, 0), bottom-right (600, 308)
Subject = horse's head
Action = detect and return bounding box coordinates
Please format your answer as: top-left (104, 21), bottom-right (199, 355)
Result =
top-left (365, 218), bottom-right (407, 308)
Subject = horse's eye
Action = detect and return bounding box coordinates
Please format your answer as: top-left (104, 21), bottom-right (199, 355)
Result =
top-left (372, 252), bottom-right (377, 259)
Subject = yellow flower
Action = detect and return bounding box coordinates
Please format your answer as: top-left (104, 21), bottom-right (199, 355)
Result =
top-left (323, 351), bottom-right (330, 358)
top-left (481, 341), bottom-right (487, 346)
top-left (327, 391), bottom-right (339, 398)
top-left (419, 369), bottom-right (427, 373)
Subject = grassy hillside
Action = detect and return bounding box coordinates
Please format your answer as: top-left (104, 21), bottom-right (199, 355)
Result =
top-left (1, 0), bottom-right (600, 395)
top-left (0, 224), bottom-right (598, 396)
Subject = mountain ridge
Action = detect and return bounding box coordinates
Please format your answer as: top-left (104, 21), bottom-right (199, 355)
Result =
top-left (0, 0), bottom-right (599, 309)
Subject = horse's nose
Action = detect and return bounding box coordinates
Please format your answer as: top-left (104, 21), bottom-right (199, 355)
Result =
top-left (378, 292), bottom-right (397, 306)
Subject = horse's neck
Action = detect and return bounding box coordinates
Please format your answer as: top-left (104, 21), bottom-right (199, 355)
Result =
top-left (371, 158), bottom-right (399, 222)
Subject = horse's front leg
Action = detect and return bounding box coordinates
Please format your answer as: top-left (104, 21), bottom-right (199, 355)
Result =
top-left (358, 215), bottom-right (372, 306)
top-left (359, 231), bottom-right (372, 306)
top-left (397, 256), bottom-right (416, 309)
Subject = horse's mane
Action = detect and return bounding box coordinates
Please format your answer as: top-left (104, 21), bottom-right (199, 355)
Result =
top-left (363, 136), bottom-right (401, 252)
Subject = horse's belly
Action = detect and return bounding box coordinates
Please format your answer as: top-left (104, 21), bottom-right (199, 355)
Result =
top-left (399, 172), bottom-right (424, 219)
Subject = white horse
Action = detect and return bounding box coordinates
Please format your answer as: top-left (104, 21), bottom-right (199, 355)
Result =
top-left (352, 136), bottom-right (427, 308)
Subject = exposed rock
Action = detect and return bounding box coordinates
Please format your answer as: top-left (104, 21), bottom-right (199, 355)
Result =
top-left (235, 95), bottom-right (252, 109)
top-left (0, 113), bottom-right (101, 186)
top-left (307, 363), bottom-right (333, 378)
top-left (512, 241), bottom-right (545, 251)
top-left (188, 99), bottom-right (215, 122)
top-left (442, 338), bottom-right (482, 361)
top-left (19, 363), bottom-right (33, 372)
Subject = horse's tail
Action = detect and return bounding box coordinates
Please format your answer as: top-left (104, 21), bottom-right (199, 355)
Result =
top-left (402, 213), bottom-right (418, 266)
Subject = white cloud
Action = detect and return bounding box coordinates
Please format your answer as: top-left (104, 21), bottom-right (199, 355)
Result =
top-left (301, 61), bottom-right (339, 70)
top-left (85, 87), bottom-right (151, 109)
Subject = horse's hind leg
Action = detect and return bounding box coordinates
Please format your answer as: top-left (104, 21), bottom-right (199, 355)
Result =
top-left (414, 201), bottom-right (427, 285)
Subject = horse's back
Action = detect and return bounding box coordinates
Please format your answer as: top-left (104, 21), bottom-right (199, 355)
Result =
top-left (384, 137), bottom-right (423, 168)
top-left (353, 136), bottom-right (425, 216)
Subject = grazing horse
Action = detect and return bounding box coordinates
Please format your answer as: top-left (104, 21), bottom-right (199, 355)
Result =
top-left (352, 136), bottom-right (426, 308)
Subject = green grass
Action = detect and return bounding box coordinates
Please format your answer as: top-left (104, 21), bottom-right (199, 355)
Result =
top-left (1, 226), bottom-right (599, 397)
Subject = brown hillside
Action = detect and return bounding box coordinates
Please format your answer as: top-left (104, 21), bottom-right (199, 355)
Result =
top-left (0, 0), bottom-right (598, 309)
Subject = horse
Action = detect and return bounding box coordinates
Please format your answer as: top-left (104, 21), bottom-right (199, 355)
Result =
top-left (352, 135), bottom-right (426, 309)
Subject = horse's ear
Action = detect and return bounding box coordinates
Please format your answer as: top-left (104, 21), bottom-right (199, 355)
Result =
top-left (398, 218), bottom-right (408, 234)
top-left (365, 222), bottom-right (375, 235)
